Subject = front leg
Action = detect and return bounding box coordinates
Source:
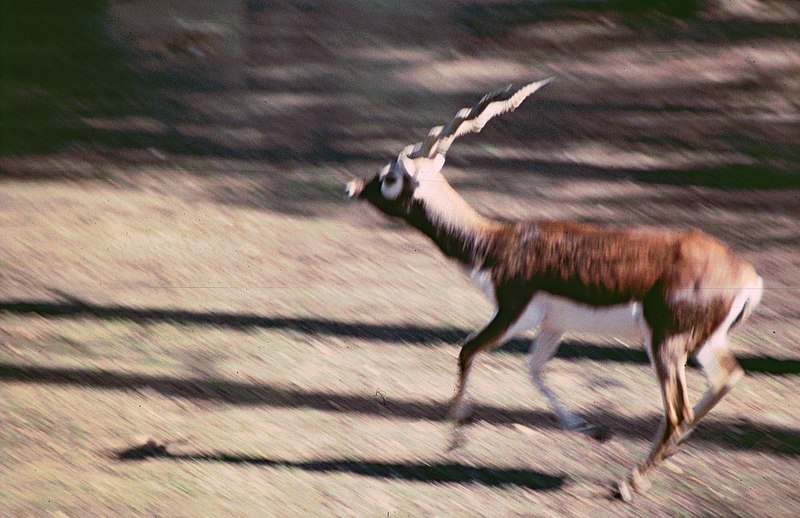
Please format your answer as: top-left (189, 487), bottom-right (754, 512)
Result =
top-left (449, 303), bottom-right (531, 450)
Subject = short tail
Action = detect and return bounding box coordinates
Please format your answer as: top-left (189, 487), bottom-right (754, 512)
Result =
top-left (731, 273), bottom-right (764, 330)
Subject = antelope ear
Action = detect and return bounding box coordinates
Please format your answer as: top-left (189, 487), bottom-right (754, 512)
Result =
top-left (430, 153), bottom-right (445, 173)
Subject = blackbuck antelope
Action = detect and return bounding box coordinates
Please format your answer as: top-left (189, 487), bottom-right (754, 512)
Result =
top-left (344, 79), bottom-right (764, 501)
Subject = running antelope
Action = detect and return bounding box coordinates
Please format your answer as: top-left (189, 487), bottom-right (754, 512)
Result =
top-left (344, 79), bottom-right (764, 501)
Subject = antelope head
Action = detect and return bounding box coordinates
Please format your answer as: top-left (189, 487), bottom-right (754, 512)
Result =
top-left (344, 78), bottom-right (554, 222)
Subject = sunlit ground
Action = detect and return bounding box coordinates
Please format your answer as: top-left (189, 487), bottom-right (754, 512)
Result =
top-left (1, 1), bottom-right (799, 516)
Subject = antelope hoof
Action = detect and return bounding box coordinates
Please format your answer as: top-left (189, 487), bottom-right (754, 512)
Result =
top-left (615, 478), bottom-right (634, 503)
top-left (615, 470), bottom-right (650, 502)
top-left (631, 469), bottom-right (651, 493)
top-left (448, 400), bottom-right (474, 424)
top-left (446, 426), bottom-right (468, 452)
top-left (575, 422), bottom-right (612, 443)
top-left (663, 427), bottom-right (693, 460)
top-left (563, 415), bottom-right (612, 443)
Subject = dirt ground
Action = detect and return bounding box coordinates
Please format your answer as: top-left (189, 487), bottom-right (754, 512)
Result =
top-left (1, 1), bottom-right (799, 516)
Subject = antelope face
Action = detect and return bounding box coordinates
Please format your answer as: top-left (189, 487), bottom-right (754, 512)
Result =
top-left (346, 78), bottom-right (551, 221)
top-left (345, 151), bottom-right (421, 219)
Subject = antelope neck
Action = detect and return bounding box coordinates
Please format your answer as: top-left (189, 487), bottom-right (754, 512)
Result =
top-left (408, 183), bottom-right (501, 268)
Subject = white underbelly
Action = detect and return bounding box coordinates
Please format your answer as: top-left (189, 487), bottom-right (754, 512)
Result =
top-left (504, 292), bottom-right (647, 341)
top-left (467, 269), bottom-right (648, 342)
top-left (539, 293), bottom-right (644, 335)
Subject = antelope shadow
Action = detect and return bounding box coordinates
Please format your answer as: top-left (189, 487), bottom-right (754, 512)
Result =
top-left (1, 297), bottom-right (798, 375)
top-left (2, 361), bottom-right (798, 456)
top-left (113, 441), bottom-right (565, 490)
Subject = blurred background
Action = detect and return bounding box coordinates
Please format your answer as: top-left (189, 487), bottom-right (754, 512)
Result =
top-left (1, 1), bottom-right (799, 516)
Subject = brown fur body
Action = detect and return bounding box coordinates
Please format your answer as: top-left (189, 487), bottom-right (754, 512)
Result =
top-left (485, 220), bottom-right (754, 350)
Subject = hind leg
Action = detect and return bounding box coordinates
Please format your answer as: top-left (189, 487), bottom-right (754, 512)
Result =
top-left (618, 333), bottom-right (694, 502)
top-left (664, 332), bottom-right (743, 457)
top-left (692, 335), bottom-right (743, 422)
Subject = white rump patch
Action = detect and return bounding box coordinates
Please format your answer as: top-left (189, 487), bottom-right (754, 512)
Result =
top-left (695, 275), bottom-right (762, 381)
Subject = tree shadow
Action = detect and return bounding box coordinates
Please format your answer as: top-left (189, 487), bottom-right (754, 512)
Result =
top-left (461, 157), bottom-right (800, 191)
top-left (112, 441), bottom-right (566, 490)
top-left (2, 297), bottom-right (798, 374)
top-left (3, 0), bottom-right (798, 202)
top-left (2, 361), bottom-right (798, 456)
top-left (457, 0), bottom-right (800, 39)
top-left (0, 0), bottom-right (224, 157)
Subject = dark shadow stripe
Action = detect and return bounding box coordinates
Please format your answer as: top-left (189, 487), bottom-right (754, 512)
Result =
top-left (2, 362), bottom-right (798, 456)
top-left (113, 443), bottom-right (565, 490)
top-left (1, 298), bottom-right (797, 375)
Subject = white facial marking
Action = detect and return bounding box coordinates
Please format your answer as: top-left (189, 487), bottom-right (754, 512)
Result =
top-left (380, 174), bottom-right (403, 200)
top-left (379, 163), bottom-right (403, 200)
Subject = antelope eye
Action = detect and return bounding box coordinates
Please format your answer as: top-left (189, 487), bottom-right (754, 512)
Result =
top-left (380, 172), bottom-right (403, 200)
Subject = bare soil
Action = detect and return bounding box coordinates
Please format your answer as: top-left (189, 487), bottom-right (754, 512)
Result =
top-left (1, 1), bottom-right (799, 516)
